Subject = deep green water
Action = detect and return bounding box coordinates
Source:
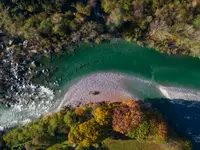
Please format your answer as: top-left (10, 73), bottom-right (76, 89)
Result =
top-left (49, 40), bottom-right (200, 90)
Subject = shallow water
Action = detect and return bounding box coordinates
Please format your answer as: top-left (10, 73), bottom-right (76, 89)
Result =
top-left (2, 40), bottom-right (200, 149)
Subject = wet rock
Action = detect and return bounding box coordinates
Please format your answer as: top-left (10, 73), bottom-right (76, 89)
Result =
top-left (30, 50), bottom-right (37, 53)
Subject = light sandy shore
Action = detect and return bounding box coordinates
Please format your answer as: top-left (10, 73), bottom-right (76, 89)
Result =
top-left (58, 72), bottom-right (136, 108)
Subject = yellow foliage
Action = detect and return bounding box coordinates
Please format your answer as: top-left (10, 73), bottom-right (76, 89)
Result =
top-left (68, 119), bottom-right (102, 146)
top-left (94, 107), bottom-right (111, 126)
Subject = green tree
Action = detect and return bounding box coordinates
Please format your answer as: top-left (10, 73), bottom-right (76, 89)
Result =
top-left (94, 106), bottom-right (111, 126)
top-left (193, 15), bottom-right (200, 28)
top-left (128, 121), bottom-right (150, 142)
top-left (64, 110), bottom-right (78, 127)
top-left (76, 2), bottom-right (91, 16)
top-left (68, 119), bottom-right (103, 146)
top-left (39, 18), bottom-right (52, 35)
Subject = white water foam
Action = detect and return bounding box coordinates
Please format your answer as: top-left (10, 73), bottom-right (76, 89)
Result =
top-left (159, 85), bottom-right (200, 102)
top-left (0, 84), bottom-right (55, 129)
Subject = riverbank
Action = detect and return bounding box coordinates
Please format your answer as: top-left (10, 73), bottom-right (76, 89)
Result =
top-left (0, 100), bottom-right (192, 150)
top-left (58, 72), bottom-right (135, 108)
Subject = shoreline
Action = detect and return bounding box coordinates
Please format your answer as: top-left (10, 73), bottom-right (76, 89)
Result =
top-left (57, 72), bottom-right (136, 109)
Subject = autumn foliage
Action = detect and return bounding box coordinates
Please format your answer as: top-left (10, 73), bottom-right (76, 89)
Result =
top-left (75, 107), bottom-right (85, 116)
top-left (112, 101), bottom-right (144, 134)
top-left (112, 100), bottom-right (169, 142)
top-left (68, 119), bottom-right (103, 146)
top-left (94, 106), bottom-right (112, 126)
top-left (158, 122), bottom-right (169, 140)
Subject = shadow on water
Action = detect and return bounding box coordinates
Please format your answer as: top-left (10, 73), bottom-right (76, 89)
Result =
top-left (144, 98), bottom-right (200, 150)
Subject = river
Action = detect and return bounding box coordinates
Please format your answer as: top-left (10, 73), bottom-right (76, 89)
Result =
top-left (1, 40), bottom-right (200, 148)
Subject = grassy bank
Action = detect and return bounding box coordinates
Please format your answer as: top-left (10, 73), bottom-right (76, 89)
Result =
top-left (103, 139), bottom-right (162, 150)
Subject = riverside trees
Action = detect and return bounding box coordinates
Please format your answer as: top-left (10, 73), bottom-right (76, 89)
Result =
top-left (1, 100), bottom-right (191, 150)
top-left (1, 0), bottom-right (200, 56)
top-left (0, 0), bottom-right (106, 52)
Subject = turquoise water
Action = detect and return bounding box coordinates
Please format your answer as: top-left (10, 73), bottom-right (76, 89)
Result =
top-left (50, 41), bottom-right (200, 90)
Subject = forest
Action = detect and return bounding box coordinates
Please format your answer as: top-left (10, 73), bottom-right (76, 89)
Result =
top-left (0, 0), bottom-right (200, 56)
top-left (0, 100), bottom-right (191, 150)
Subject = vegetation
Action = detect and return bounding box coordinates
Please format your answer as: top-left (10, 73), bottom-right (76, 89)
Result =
top-left (102, 138), bottom-right (191, 150)
top-left (0, 100), bottom-right (191, 150)
top-left (0, 0), bottom-right (200, 57)
top-left (0, 0), bottom-right (107, 54)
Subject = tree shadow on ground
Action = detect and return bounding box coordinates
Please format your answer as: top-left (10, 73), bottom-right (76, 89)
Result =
top-left (145, 98), bottom-right (200, 150)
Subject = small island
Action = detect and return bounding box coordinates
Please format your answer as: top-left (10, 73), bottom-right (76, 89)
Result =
top-left (0, 100), bottom-right (191, 150)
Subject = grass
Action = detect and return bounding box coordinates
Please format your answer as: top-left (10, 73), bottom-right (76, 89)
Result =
top-left (102, 139), bottom-right (162, 150)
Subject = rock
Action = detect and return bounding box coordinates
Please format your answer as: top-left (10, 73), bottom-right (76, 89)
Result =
top-left (30, 61), bottom-right (36, 68)
top-left (0, 44), bottom-right (4, 51)
top-left (89, 91), bottom-right (100, 95)
top-left (23, 40), bottom-right (28, 48)
top-left (9, 40), bottom-right (13, 45)
top-left (30, 50), bottom-right (37, 53)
